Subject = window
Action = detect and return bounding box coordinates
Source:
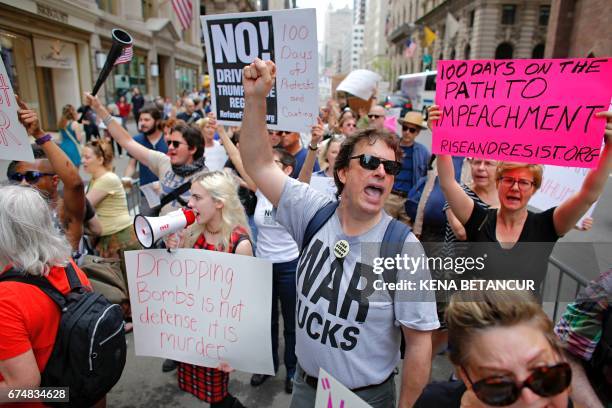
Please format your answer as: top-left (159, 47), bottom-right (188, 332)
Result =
top-left (464, 43), bottom-right (471, 59)
top-left (450, 48), bottom-right (456, 59)
top-left (96, 0), bottom-right (115, 14)
top-left (539, 5), bottom-right (550, 26)
top-left (495, 42), bottom-right (514, 59)
top-left (501, 5), bottom-right (516, 25)
top-left (532, 43), bottom-right (545, 59)
top-left (469, 9), bottom-right (475, 27)
top-left (142, 0), bottom-right (155, 20)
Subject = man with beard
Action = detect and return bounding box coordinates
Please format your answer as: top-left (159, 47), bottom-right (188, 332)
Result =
top-left (124, 104), bottom-right (168, 216)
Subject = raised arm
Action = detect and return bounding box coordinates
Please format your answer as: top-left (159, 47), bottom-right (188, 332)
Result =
top-left (218, 125), bottom-right (257, 191)
top-left (85, 93), bottom-right (153, 168)
top-left (554, 111), bottom-right (612, 235)
top-left (298, 117), bottom-right (324, 184)
top-left (239, 59), bottom-right (287, 207)
top-left (17, 97), bottom-right (85, 250)
top-left (429, 105), bottom-right (474, 224)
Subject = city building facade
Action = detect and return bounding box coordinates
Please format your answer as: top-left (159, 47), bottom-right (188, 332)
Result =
top-left (323, 4), bottom-right (352, 75)
top-left (387, 0), bottom-right (551, 89)
top-left (362, 0), bottom-right (389, 74)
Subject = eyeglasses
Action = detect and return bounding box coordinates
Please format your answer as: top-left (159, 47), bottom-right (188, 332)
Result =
top-left (498, 176), bottom-right (535, 191)
top-left (368, 114), bottom-right (383, 119)
top-left (463, 362), bottom-right (571, 406)
top-left (350, 154), bottom-right (402, 176)
top-left (167, 140), bottom-right (187, 148)
top-left (9, 171), bottom-right (56, 184)
top-left (401, 125), bottom-right (419, 133)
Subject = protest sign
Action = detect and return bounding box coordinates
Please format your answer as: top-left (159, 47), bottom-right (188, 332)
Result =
top-left (433, 58), bottom-right (612, 168)
top-left (125, 249), bottom-right (274, 375)
top-left (336, 69), bottom-right (381, 100)
top-left (530, 164), bottom-right (597, 228)
top-left (314, 368), bottom-right (371, 408)
top-left (0, 58), bottom-right (34, 162)
top-left (201, 9), bottom-right (318, 133)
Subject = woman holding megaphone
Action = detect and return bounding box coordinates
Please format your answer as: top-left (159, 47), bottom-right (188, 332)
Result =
top-left (165, 170), bottom-right (252, 408)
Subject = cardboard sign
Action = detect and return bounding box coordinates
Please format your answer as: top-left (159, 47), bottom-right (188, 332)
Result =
top-left (433, 58), bottom-right (612, 168)
top-left (0, 58), bottom-right (34, 162)
top-left (125, 249), bottom-right (274, 375)
top-left (336, 70), bottom-right (381, 100)
top-left (201, 9), bottom-right (318, 132)
top-left (314, 368), bottom-right (372, 408)
top-left (530, 164), bottom-right (597, 228)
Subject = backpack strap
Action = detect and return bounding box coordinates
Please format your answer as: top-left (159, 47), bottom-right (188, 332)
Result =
top-left (0, 268), bottom-right (68, 310)
top-left (64, 261), bottom-right (85, 292)
top-left (380, 219), bottom-right (412, 300)
top-left (300, 201), bottom-right (339, 256)
top-left (151, 180), bottom-right (192, 214)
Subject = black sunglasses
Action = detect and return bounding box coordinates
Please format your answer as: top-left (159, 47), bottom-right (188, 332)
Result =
top-left (402, 125), bottom-right (419, 133)
top-left (463, 362), bottom-right (572, 406)
top-left (9, 171), bottom-right (56, 183)
top-left (368, 114), bottom-right (383, 119)
top-left (167, 140), bottom-right (187, 148)
top-left (350, 154), bottom-right (402, 176)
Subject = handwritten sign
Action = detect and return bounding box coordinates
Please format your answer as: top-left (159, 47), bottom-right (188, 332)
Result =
top-left (125, 249), bottom-right (274, 374)
top-left (530, 164), bottom-right (597, 228)
top-left (314, 368), bottom-right (372, 408)
top-left (0, 58), bottom-right (34, 162)
top-left (201, 9), bottom-right (318, 133)
top-left (433, 58), bottom-right (612, 168)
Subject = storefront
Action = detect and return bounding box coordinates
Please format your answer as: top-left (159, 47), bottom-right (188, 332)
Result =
top-left (175, 62), bottom-right (198, 96)
top-left (101, 41), bottom-right (149, 103)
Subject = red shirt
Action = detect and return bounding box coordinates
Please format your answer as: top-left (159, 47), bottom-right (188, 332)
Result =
top-left (0, 260), bottom-right (91, 406)
top-left (117, 102), bottom-right (131, 118)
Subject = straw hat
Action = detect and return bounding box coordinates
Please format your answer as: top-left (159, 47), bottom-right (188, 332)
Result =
top-left (398, 111), bottom-right (427, 129)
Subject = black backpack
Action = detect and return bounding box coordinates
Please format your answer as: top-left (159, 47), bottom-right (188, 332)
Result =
top-left (0, 262), bottom-right (127, 407)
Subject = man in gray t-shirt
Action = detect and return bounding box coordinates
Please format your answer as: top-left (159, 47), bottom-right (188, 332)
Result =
top-left (239, 59), bottom-right (439, 408)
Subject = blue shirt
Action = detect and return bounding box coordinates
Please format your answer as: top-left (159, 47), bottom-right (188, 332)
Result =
top-left (132, 133), bottom-right (168, 185)
top-left (393, 145), bottom-right (415, 192)
top-left (290, 148), bottom-right (320, 179)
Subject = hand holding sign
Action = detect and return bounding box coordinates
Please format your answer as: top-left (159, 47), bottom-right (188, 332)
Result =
top-left (595, 110), bottom-right (612, 142)
top-left (243, 58), bottom-right (276, 100)
top-left (16, 97), bottom-right (45, 139)
top-left (310, 117), bottom-right (324, 145)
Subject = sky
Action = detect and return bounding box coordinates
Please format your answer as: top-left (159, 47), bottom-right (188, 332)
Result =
top-left (296, 0), bottom-right (353, 44)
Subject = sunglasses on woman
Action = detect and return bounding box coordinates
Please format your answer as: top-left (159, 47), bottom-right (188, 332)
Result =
top-left (350, 154), bottom-right (402, 176)
top-left (9, 171), bottom-right (56, 184)
top-left (463, 362), bottom-right (572, 406)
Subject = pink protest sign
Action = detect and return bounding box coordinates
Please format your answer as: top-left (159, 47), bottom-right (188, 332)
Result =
top-left (432, 58), bottom-right (612, 168)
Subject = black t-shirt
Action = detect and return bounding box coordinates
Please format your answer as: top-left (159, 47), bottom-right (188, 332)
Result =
top-left (463, 205), bottom-right (560, 293)
top-left (414, 381), bottom-right (465, 408)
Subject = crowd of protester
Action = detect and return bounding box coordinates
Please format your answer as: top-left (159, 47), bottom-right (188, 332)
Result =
top-left (0, 60), bottom-right (611, 408)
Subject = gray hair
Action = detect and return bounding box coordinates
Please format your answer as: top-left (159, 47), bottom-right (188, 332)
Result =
top-left (0, 185), bottom-right (71, 276)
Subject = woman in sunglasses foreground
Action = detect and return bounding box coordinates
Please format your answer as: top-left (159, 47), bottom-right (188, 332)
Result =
top-left (416, 290), bottom-right (573, 408)
top-left (429, 105), bottom-right (612, 294)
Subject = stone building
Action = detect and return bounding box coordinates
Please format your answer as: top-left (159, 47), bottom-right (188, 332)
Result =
top-left (387, 0), bottom-right (551, 88)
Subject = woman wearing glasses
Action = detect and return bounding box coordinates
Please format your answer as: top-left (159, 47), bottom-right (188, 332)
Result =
top-left (430, 104), bottom-right (612, 294)
top-left (416, 290), bottom-right (573, 407)
top-left (82, 139), bottom-right (139, 260)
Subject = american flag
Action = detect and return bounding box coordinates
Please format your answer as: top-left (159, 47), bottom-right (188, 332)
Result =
top-left (403, 39), bottom-right (417, 59)
top-left (114, 44), bottom-right (133, 66)
top-left (172, 0), bottom-right (193, 31)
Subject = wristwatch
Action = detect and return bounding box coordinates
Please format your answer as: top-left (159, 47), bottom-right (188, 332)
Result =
top-left (35, 133), bottom-right (53, 145)
top-left (308, 143), bottom-right (318, 151)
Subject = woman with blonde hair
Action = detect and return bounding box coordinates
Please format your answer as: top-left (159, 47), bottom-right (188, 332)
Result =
top-left (415, 290), bottom-right (573, 407)
top-left (57, 104), bottom-right (83, 167)
top-left (82, 138), bottom-right (139, 259)
top-left (166, 170), bottom-right (251, 408)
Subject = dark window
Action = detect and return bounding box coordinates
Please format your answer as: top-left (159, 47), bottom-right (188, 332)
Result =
top-left (450, 48), bottom-right (456, 59)
top-left (469, 9), bottom-right (475, 27)
top-left (539, 5), bottom-right (550, 25)
top-left (200, 5), bottom-right (206, 15)
top-left (532, 43), bottom-right (545, 59)
top-left (425, 74), bottom-right (436, 91)
top-left (495, 42), bottom-right (514, 59)
top-left (464, 43), bottom-right (471, 59)
top-left (501, 4), bottom-right (516, 25)
top-left (439, 51), bottom-right (444, 61)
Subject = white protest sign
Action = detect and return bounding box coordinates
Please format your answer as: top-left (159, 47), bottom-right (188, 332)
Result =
top-left (530, 165), bottom-right (597, 228)
top-left (314, 368), bottom-right (372, 408)
top-left (139, 182), bottom-right (161, 207)
top-left (336, 70), bottom-right (381, 100)
top-left (310, 176), bottom-right (337, 200)
top-left (125, 249), bottom-right (274, 375)
top-left (0, 58), bottom-right (34, 162)
top-left (201, 9), bottom-right (318, 133)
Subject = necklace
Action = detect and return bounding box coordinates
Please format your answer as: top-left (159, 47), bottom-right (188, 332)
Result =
top-left (205, 226), bottom-right (221, 235)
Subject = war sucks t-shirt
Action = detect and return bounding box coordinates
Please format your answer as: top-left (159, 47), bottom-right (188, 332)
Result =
top-left (276, 177), bottom-right (439, 389)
